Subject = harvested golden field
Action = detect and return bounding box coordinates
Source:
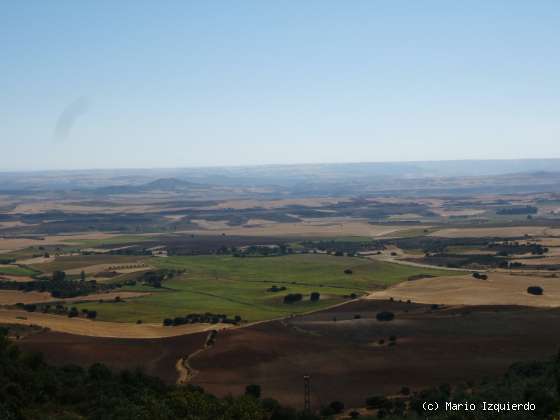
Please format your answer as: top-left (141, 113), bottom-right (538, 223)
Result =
top-left (65, 262), bottom-right (150, 275)
top-left (0, 232), bottom-right (122, 251)
top-left (0, 291), bottom-right (53, 304)
top-left (0, 275), bottom-right (35, 282)
top-left (367, 272), bottom-right (560, 307)
top-left (0, 290), bottom-right (150, 305)
top-left (430, 226), bottom-right (551, 238)
top-left (213, 197), bottom-right (348, 210)
top-left (181, 219), bottom-right (408, 237)
top-left (0, 309), bottom-right (230, 338)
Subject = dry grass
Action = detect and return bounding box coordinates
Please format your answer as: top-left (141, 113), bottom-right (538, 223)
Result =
top-left (0, 290), bottom-right (150, 305)
top-left (367, 272), bottom-right (560, 307)
top-left (213, 198), bottom-right (347, 210)
top-left (0, 309), bottom-right (231, 338)
top-left (0, 291), bottom-right (54, 304)
top-left (180, 219), bottom-right (408, 237)
top-left (430, 226), bottom-right (551, 238)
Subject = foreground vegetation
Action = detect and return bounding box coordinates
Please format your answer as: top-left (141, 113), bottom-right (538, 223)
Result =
top-left (2, 326), bottom-right (560, 419)
top-left (0, 328), bottom-right (316, 420)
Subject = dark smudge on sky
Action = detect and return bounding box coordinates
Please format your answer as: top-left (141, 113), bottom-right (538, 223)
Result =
top-left (53, 97), bottom-right (90, 142)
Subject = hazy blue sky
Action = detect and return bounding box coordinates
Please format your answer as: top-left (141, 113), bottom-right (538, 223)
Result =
top-left (2, 1), bottom-right (560, 170)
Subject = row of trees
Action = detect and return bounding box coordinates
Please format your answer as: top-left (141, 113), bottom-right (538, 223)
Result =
top-left (283, 292), bottom-right (321, 304)
top-left (163, 313), bottom-right (241, 326)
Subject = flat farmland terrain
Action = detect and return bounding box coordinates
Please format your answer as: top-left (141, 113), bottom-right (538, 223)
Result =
top-left (16, 300), bottom-right (560, 409)
top-left (0, 308), bottom-right (226, 338)
top-left (71, 254), bottom-right (460, 323)
top-left (430, 226), bottom-right (552, 238)
top-left (29, 255), bottom-right (151, 273)
top-left (368, 272), bottom-right (560, 307)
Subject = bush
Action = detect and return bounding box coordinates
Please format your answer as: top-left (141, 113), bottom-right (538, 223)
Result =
top-left (283, 293), bottom-right (303, 304)
top-left (245, 384), bottom-right (261, 399)
top-left (376, 311), bottom-right (395, 322)
top-left (310, 292), bottom-right (320, 302)
top-left (344, 268), bottom-right (353, 274)
top-left (527, 286), bottom-right (544, 295)
top-left (329, 401), bottom-right (344, 413)
top-left (366, 396), bottom-right (391, 409)
top-left (473, 272), bottom-right (488, 280)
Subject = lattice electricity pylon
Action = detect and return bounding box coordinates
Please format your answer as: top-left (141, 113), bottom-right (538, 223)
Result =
top-left (303, 375), bottom-right (311, 412)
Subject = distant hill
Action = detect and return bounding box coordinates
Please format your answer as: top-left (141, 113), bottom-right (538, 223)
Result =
top-left (94, 178), bottom-right (199, 194)
top-left (142, 177), bottom-right (196, 191)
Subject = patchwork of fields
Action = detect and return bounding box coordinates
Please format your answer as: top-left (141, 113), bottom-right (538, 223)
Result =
top-left (71, 254), bottom-right (459, 323)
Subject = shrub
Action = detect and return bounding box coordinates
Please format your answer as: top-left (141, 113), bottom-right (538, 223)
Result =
top-left (329, 400), bottom-right (344, 413)
top-left (245, 384), bottom-right (261, 399)
top-left (310, 292), bottom-right (320, 302)
top-left (528, 286), bottom-right (544, 295)
top-left (376, 311), bottom-right (395, 322)
top-left (366, 396), bottom-right (391, 409)
top-left (344, 268), bottom-right (353, 274)
top-left (283, 293), bottom-right (303, 304)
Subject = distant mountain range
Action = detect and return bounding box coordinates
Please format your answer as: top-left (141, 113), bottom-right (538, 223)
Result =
top-left (1, 159), bottom-right (559, 196)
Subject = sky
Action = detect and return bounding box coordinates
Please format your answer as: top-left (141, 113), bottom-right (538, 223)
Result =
top-left (2, 0), bottom-right (560, 171)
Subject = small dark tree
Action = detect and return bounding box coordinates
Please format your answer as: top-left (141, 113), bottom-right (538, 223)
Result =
top-left (163, 318), bottom-right (173, 326)
top-left (80, 270), bottom-right (86, 282)
top-left (310, 292), bottom-right (320, 302)
top-left (528, 286), bottom-right (544, 295)
top-left (52, 270), bottom-right (66, 282)
top-left (68, 307), bottom-right (79, 318)
top-left (376, 311), bottom-right (395, 322)
top-left (344, 268), bottom-right (353, 275)
top-left (87, 310), bottom-right (97, 319)
top-left (245, 384), bottom-right (261, 399)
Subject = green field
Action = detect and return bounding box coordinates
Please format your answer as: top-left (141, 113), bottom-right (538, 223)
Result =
top-left (0, 265), bottom-right (38, 276)
top-left (74, 254), bottom-right (463, 323)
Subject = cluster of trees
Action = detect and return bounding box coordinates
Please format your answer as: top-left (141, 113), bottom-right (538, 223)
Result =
top-left (283, 293), bottom-right (303, 304)
top-left (376, 311), bottom-right (395, 321)
top-left (283, 292), bottom-right (321, 304)
top-left (16, 302), bottom-right (98, 319)
top-left (299, 239), bottom-right (383, 256)
top-left (0, 271), bottom-right (103, 298)
top-left (137, 269), bottom-right (183, 288)
top-left (233, 244), bottom-right (293, 257)
top-left (496, 205), bottom-right (538, 215)
top-left (0, 328), bottom-right (322, 420)
top-left (489, 241), bottom-right (549, 256)
top-left (163, 313), bottom-right (241, 326)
